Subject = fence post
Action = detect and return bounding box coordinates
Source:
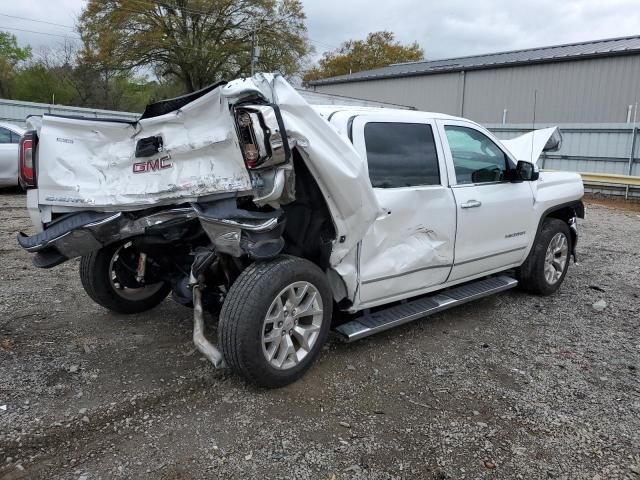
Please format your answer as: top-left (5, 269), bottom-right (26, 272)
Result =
top-left (626, 126), bottom-right (638, 199)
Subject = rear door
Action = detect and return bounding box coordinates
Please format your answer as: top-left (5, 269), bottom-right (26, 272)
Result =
top-left (353, 115), bottom-right (457, 306)
top-left (437, 120), bottom-right (534, 282)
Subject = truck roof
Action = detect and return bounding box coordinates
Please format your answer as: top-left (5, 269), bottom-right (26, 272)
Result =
top-left (310, 105), bottom-right (468, 138)
top-left (312, 105), bottom-right (461, 121)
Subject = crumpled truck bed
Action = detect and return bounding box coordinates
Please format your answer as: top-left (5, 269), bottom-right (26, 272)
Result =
top-left (30, 74), bottom-right (380, 266)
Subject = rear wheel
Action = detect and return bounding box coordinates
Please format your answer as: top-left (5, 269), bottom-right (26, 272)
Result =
top-left (517, 218), bottom-right (571, 295)
top-left (79, 241), bottom-right (171, 314)
top-left (219, 256), bottom-right (332, 388)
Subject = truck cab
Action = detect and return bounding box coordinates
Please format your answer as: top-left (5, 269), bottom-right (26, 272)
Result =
top-left (315, 107), bottom-right (583, 310)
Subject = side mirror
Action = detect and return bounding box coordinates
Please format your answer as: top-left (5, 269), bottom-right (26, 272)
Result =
top-left (515, 160), bottom-right (539, 182)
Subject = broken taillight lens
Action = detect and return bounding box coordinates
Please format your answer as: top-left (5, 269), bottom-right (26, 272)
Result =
top-left (19, 132), bottom-right (36, 188)
top-left (234, 106), bottom-right (289, 170)
top-left (235, 110), bottom-right (261, 169)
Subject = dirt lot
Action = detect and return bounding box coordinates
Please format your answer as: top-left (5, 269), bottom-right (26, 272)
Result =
top-left (0, 191), bottom-right (639, 480)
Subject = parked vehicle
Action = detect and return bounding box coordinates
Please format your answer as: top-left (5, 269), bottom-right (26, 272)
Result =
top-left (17, 74), bottom-right (584, 387)
top-left (0, 122), bottom-right (26, 188)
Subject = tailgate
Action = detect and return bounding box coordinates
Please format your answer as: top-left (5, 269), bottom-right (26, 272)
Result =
top-left (34, 84), bottom-right (252, 209)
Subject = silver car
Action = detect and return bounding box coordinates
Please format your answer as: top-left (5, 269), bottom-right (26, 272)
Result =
top-left (0, 122), bottom-right (26, 188)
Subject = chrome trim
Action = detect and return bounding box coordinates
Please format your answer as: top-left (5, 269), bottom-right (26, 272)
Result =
top-left (198, 216), bottom-right (280, 232)
top-left (84, 213), bottom-right (122, 228)
top-left (362, 264), bottom-right (452, 285)
top-left (460, 200), bottom-right (482, 209)
top-left (252, 168), bottom-right (286, 205)
top-left (451, 181), bottom-right (511, 188)
top-left (30, 208), bottom-right (197, 259)
top-left (454, 246), bottom-right (527, 266)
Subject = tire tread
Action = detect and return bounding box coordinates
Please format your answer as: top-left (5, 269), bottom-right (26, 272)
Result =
top-left (79, 244), bottom-right (170, 314)
top-left (218, 256), bottom-right (331, 388)
top-left (517, 218), bottom-right (571, 295)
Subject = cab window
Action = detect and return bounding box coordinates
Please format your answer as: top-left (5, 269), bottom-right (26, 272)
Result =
top-left (364, 122), bottom-right (440, 188)
top-left (445, 126), bottom-right (510, 185)
top-left (0, 127), bottom-right (12, 144)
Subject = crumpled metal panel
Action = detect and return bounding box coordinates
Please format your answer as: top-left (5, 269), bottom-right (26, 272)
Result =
top-left (33, 86), bottom-right (252, 209)
top-left (32, 73), bottom-right (380, 271)
top-left (357, 187), bottom-right (455, 305)
top-left (243, 74), bottom-right (380, 264)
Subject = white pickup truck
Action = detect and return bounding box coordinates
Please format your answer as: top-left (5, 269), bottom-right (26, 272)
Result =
top-left (17, 73), bottom-right (584, 387)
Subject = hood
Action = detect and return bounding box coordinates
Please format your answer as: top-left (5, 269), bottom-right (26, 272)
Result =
top-left (501, 127), bottom-right (562, 164)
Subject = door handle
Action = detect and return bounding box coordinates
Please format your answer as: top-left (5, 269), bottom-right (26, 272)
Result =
top-left (460, 200), bottom-right (482, 209)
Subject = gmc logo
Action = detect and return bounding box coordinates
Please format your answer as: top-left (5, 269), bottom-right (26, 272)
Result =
top-left (133, 154), bottom-right (172, 174)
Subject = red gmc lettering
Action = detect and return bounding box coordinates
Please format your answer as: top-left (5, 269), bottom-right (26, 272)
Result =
top-left (133, 155), bottom-right (172, 174)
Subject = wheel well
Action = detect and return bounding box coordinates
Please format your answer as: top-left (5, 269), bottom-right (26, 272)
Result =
top-left (546, 206), bottom-right (575, 222)
top-left (541, 203), bottom-right (581, 251)
top-left (281, 148), bottom-right (336, 270)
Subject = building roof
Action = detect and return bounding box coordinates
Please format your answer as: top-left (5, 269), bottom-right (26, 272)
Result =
top-left (309, 35), bottom-right (640, 86)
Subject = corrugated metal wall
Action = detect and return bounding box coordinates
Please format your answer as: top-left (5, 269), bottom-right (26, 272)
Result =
top-left (311, 72), bottom-right (463, 117)
top-left (487, 123), bottom-right (639, 190)
top-left (313, 55), bottom-right (640, 124)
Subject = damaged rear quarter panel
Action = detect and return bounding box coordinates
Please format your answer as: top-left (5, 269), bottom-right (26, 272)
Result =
top-left (255, 75), bottom-right (380, 264)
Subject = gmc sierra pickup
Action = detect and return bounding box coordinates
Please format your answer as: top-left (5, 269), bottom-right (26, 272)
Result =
top-left (17, 73), bottom-right (584, 387)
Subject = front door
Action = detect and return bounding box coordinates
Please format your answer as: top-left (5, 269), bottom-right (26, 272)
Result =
top-left (353, 116), bottom-right (457, 306)
top-left (437, 121), bottom-right (535, 282)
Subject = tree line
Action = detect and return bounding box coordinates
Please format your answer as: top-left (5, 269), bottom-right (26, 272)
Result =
top-left (0, 0), bottom-right (424, 112)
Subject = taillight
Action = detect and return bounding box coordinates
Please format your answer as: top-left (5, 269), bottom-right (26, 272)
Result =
top-left (234, 106), bottom-right (289, 170)
top-left (19, 132), bottom-right (36, 188)
top-left (235, 110), bottom-right (261, 169)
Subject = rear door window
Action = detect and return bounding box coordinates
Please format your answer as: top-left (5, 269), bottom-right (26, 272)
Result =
top-left (364, 122), bottom-right (440, 188)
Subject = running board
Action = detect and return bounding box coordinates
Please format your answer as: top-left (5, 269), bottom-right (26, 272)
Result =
top-left (335, 275), bottom-right (518, 342)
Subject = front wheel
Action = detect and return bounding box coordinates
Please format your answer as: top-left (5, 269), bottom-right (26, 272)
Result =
top-left (79, 241), bottom-right (171, 314)
top-left (517, 218), bottom-right (572, 295)
top-left (218, 256), bottom-right (332, 388)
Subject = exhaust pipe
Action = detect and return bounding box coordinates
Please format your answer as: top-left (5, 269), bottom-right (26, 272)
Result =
top-left (191, 281), bottom-right (226, 368)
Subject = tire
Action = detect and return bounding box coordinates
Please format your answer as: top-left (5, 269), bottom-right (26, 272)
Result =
top-left (517, 218), bottom-right (572, 295)
top-left (79, 242), bottom-right (171, 314)
top-left (219, 255), bottom-right (332, 388)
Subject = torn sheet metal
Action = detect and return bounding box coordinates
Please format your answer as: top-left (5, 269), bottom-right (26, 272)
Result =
top-left (501, 127), bottom-right (562, 164)
top-left (33, 86), bottom-right (252, 209)
top-left (32, 73), bottom-right (379, 267)
top-left (241, 74), bottom-right (380, 264)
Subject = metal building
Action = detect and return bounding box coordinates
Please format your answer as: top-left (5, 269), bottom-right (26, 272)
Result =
top-left (309, 35), bottom-right (640, 125)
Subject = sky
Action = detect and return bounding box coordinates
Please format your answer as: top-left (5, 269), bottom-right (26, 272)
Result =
top-left (2, 0), bottom-right (640, 63)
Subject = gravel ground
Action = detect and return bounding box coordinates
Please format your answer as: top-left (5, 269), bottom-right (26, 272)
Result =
top-left (0, 190), bottom-right (639, 480)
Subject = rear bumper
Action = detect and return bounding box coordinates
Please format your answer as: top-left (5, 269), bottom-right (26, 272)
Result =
top-left (17, 208), bottom-right (196, 268)
top-left (18, 198), bottom-right (287, 268)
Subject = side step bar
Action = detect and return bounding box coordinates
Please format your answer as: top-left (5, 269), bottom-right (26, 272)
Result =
top-left (335, 275), bottom-right (518, 342)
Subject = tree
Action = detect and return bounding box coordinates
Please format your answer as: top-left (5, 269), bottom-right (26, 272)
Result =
top-left (78, 0), bottom-right (312, 93)
top-left (0, 31), bottom-right (32, 97)
top-left (303, 31), bottom-right (424, 85)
